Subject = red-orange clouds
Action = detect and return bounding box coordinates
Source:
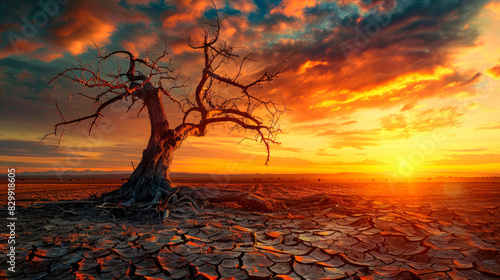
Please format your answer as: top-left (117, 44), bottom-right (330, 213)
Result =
top-left (380, 107), bottom-right (464, 135)
top-left (49, 1), bottom-right (149, 55)
top-left (0, 39), bottom-right (44, 59)
top-left (0, 0), bottom-right (151, 60)
top-left (487, 65), bottom-right (500, 78)
top-left (162, 0), bottom-right (224, 27)
top-left (271, 0), bottom-right (317, 18)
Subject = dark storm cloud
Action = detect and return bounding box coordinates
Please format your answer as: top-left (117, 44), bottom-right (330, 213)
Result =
top-left (290, 0), bottom-right (487, 63)
top-left (364, 0), bottom-right (484, 49)
top-left (257, 12), bottom-right (298, 32)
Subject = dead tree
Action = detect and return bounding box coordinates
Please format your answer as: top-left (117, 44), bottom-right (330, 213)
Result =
top-left (40, 12), bottom-right (287, 209)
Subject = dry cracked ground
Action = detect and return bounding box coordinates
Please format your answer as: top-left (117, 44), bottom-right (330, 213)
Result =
top-left (1, 183), bottom-right (500, 280)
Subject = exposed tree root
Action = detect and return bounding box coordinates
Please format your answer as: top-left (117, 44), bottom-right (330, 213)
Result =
top-left (182, 187), bottom-right (283, 213)
top-left (158, 188), bottom-right (180, 212)
top-left (171, 195), bottom-right (200, 211)
top-left (93, 183), bottom-right (354, 221)
top-left (28, 185), bottom-right (355, 226)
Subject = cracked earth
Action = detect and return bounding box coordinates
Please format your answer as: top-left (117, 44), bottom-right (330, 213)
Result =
top-left (1, 182), bottom-right (499, 280)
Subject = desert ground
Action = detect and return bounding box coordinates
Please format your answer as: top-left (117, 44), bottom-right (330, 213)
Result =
top-left (1, 177), bottom-right (499, 279)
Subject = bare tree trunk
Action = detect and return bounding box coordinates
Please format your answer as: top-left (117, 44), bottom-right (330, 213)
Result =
top-left (109, 84), bottom-right (182, 205)
top-left (120, 133), bottom-right (180, 204)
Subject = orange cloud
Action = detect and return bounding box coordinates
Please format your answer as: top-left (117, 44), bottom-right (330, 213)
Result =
top-left (311, 66), bottom-right (455, 111)
top-left (485, 1), bottom-right (500, 19)
top-left (380, 106), bottom-right (464, 136)
top-left (29, 0), bottom-right (149, 57)
top-left (262, 40), bottom-right (483, 123)
top-left (162, 0), bottom-right (224, 27)
top-left (119, 35), bottom-right (159, 57)
top-left (0, 41), bottom-right (62, 62)
top-left (298, 60), bottom-right (329, 74)
top-left (0, 40), bottom-right (44, 59)
top-left (400, 103), bottom-right (416, 111)
top-left (486, 64), bottom-right (500, 78)
top-left (36, 53), bottom-right (64, 62)
top-left (229, 0), bottom-right (257, 13)
top-left (219, 16), bottom-right (253, 43)
top-left (432, 154), bottom-right (500, 165)
top-left (317, 129), bottom-right (381, 150)
top-left (51, 11), bottom-right (115, 55)
top-left (476, 121), bottom-right (500, 130)
top-left (270, 0), bottom-right (318, 18)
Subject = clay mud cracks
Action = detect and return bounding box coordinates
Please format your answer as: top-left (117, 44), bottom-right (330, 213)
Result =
top-left (1, 195), bottom-right (499, 280)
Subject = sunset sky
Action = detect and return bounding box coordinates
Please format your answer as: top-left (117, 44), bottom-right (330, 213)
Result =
top-left (1, 0), bottom-right (499, 178)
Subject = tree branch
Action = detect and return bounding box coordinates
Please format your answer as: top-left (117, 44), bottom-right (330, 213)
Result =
top-left (201, 116), bottom-right (280, 164)
top-left (38, 93), bottom-right (128, 148)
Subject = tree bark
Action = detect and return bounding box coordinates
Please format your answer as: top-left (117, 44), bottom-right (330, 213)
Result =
top-left (110, 83), bottom-right (183, 205)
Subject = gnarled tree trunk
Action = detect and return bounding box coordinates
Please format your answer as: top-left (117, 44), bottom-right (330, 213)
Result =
top-left (112, 83), bottom-right (183, 205)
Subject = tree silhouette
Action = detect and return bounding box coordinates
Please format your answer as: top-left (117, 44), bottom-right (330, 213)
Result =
top-left (40, 11), bottom-right (287, 208)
